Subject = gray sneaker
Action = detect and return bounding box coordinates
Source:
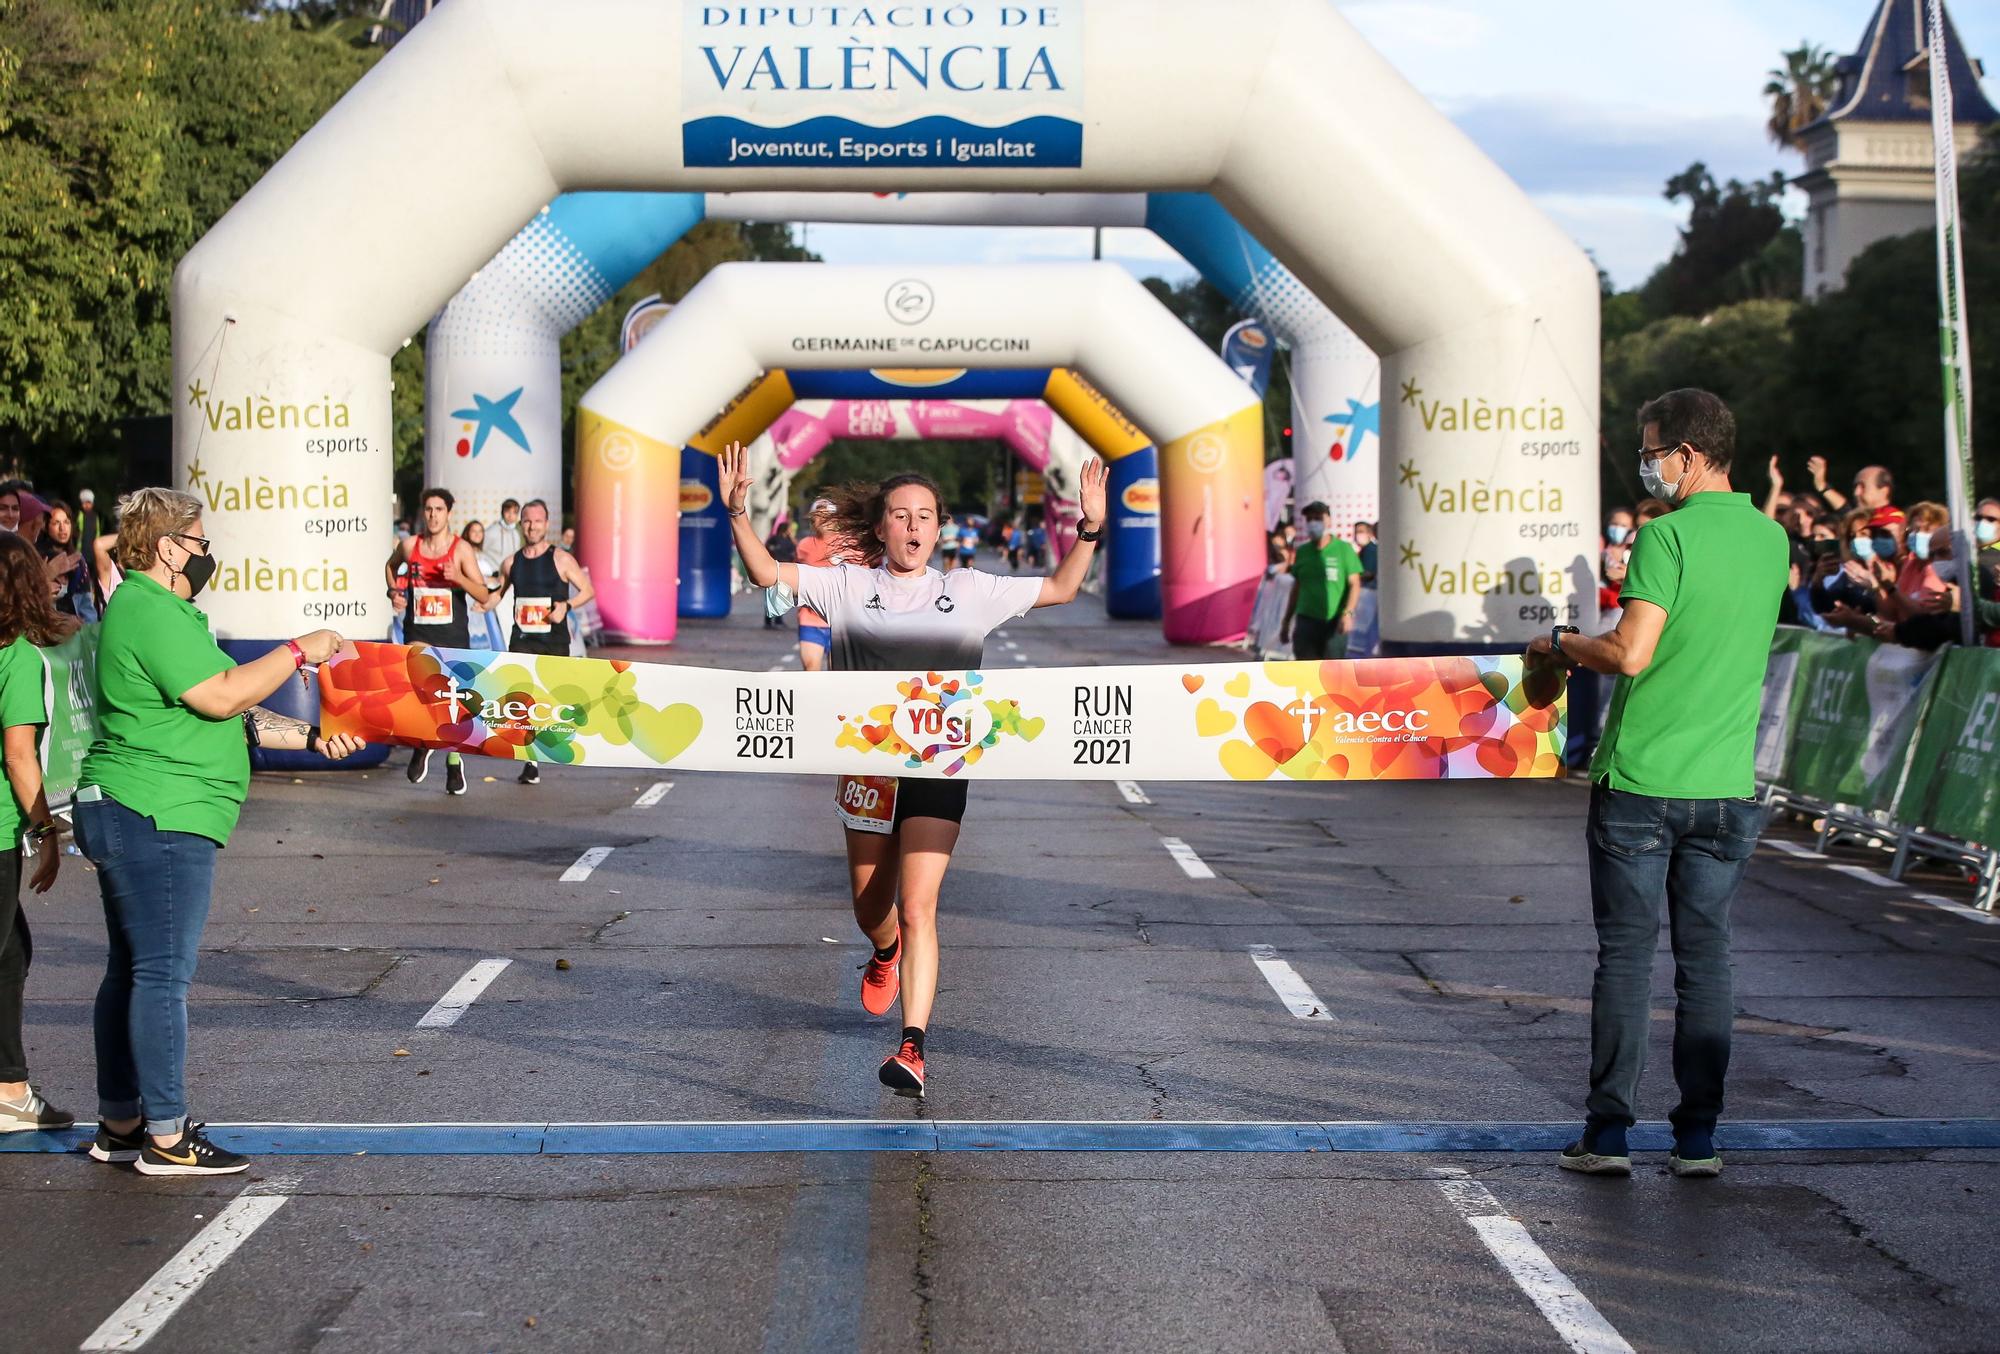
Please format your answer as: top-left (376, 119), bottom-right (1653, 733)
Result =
top-left (0, 1087), bottom-right (76, 1133)
top-left (1668, 1150), bottom-right (1722, 1178)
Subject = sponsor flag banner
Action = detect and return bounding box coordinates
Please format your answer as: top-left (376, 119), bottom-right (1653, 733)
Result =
top-left (1894, 645), bottom-right (2000, 848)
top-left (1754, 627), bottom-right (1809, 784)
top-left (320, 643), bottom-right (1566, 783)
top-left (38, 624), bottom-right (101, 813)
top-left (1777, 631), bottom-right (1938, 810)
top-left (1220, 319), bottom-right (1275, 397)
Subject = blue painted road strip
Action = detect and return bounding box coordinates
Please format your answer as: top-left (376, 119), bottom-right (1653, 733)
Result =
top-left (7, 1118), bottom-right (1999, 1156)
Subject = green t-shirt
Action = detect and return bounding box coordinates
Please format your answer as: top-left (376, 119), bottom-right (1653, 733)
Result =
top-left (0, 635), bottom-right (48, 848)
top-left (81, 573), bottom-right (248, 845)
top-left (1291, 536), bottom-right (1364, 622)
top-left (1590, 492), bottom-right (1790, 798)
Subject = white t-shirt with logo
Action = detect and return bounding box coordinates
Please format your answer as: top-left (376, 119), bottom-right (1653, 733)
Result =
top-left (792, 564), bottom-right (1042, 673)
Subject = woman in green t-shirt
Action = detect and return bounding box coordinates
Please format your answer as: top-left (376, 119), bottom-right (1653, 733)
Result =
top-left (75, 488), bottom-right (363, 1177)
top-left (0, 533), bottom-right (76, 1137)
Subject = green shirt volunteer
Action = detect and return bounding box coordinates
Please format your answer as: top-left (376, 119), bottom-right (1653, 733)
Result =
top-left (1291, 537), bottom-right (1364, 621)
top-left (80, 573), bottom-right (248, 846)
top-left (1590, 492), bottom-right (1789, 799)
top-left (0, 635), bottom-right (48, 847)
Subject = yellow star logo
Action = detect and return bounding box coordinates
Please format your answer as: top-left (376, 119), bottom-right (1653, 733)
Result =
top-left (1398, 459), bottom-right (1419, 487)
top-left (1399, 540), bottom-right (1422, 568)
top-left (186, 380), bottom-right (208, 407)
top-left (184, 458), bottom-right (207, 489)
top-left (1400, 378), bottom-right (1421, 406)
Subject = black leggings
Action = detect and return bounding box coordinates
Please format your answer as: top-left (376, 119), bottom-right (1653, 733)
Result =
top-left (0, 849), bottom-right (29, 1081)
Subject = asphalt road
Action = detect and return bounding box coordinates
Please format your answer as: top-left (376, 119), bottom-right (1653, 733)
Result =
top-left (3, 590), bottom-right (1997, 1353)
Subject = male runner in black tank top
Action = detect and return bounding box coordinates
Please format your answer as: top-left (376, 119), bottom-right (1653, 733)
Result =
top-left (489, 498), bottom-right (594, 785)
top-left (386, 487), bottom-right (493, 796)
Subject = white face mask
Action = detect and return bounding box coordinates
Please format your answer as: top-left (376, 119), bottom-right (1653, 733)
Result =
top-left (1639, 447), bottom-right (1686, 503)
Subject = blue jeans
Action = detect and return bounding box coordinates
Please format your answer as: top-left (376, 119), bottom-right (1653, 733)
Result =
top-left (1584, 784), bottom-right (1761, 1136)
top-left (75, 795), bottom-right (218, 1137)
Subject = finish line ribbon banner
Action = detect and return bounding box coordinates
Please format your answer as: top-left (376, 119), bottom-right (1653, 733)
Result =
top-left (320, 643), bottom-right (1566, 783)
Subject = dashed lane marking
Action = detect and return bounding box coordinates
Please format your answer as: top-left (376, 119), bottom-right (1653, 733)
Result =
top-left (1435, 1168), bottom-right (1634, 1354)
top-left (1830, 863), bottom-right (1902, 889)
top-left (1769, 839), bottom-right (1824, 858)
top-left (1160, 837), bottom-right (1214, 879)
top-left (415, 959), bottom-right (513, 1029)
top-left (561, 846), bottom-right (614, 882)
top-left (1247, 945), bottom-right (1334, 1021)
top-left (1115, 781), bottom-right (1151, 805)
top-left (634, 781), bottom-right (674, 807)
top-left (80, 1178), bottom-right (298, 1351)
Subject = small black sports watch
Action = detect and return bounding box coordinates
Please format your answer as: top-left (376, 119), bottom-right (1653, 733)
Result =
top-left (1075, 520), bottom-right (1104, 543)
top-left (1550, 624), bottom-right (1581, 665)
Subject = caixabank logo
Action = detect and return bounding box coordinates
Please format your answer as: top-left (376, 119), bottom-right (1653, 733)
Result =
top-left (836, 671), bottom-right (1045, 776)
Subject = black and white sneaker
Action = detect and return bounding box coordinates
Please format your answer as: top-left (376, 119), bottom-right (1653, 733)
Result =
top-left (445, 758), bottom-right (468, 796)
top-left (87, 1121), bottom-right (146, 1164)
top-left (406, 748), bottom-right (431, 785)
top-left (518, 761), bottom-right (540, 786)
top-left (134, 1123), bottom-right (249, 1177)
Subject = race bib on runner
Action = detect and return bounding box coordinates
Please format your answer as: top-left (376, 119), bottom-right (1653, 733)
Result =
top-left (515, 598), bottom-right (554, 634)
top-left (412, 586), bottom-right (453, 624)
top-left (834, 775), bottom-right (897, 834)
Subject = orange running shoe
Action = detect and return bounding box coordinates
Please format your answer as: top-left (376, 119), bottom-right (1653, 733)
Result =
top-left (879, 1038), bottom-right (925, 1098)
top-left (860, 939), bottom-right (901, 1017)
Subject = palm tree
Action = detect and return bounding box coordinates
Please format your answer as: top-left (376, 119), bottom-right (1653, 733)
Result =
top-left (1765, 43), bottom-right (1840, 151)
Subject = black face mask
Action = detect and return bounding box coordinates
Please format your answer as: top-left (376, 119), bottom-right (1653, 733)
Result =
top-left (167, 542), bottom-right (217, 599)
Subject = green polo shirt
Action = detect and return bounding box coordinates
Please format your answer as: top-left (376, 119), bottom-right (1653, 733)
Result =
top-left (0, 635), bottom-right (48, 847)
top-left (81, 574), bottom-right (248, 845)
top-left (1590, 492), bottom-right (1789, 799)
top-left (1292, 536), bottom-right (1364, 622)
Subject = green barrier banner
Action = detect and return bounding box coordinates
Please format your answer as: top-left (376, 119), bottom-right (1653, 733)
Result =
top-left (1754, 627), bottom-right (1810, 783)
top-left (38, 624), bottom-right (100, 812)
top-left (1895, 645), bottom-right (2000, 847)
top-left (1777, 630), bottom-right (1938, 810)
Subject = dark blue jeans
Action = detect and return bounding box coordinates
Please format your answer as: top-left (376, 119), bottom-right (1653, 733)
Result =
top-left (1585, 784), bottom-right (1762, 1136)
top-left (74, 795), bottom-right (218, 1137)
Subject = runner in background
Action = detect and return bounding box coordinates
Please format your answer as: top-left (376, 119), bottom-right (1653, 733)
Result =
top-left (954, 519), bottom-right (978, 573)
top-left (792, 498), bottom-right (849, 673)
top-left (488, 500), bottom-right (593, 785)
top-left (385, 487), bottom-right (491, 796)
top-left (719, 441), bottom-right (1109, 1100)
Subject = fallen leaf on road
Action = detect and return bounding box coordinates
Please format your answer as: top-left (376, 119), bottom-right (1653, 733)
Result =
top-left (555, 958), bottom-right (572, 971)
top-left (392, 1048), bottom-right (410, 1057)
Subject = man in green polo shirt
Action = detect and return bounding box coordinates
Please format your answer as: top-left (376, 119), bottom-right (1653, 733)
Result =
top-left (1524, 388), bottom-right (1787, 1181)
top-left (1280, 501), bottom-right (1364, 660)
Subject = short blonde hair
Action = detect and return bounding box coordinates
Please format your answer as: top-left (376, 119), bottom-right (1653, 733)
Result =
top-left (1906, 500), bottom-right (1950, 532)
top-left (113, 488), bottom-right (202, 572)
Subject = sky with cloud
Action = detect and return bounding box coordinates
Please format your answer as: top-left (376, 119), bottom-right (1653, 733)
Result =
top-left (803, 0), bottom-right (2000, 291)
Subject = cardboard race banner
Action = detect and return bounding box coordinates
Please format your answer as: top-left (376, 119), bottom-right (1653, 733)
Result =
top-left (320, 643), bottom-right (1567, 784)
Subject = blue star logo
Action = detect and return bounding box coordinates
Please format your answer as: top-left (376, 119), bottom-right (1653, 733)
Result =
top-left (1322, 398), bottom-right (1381, 460)
top-left (450, 387), bottom-right (531, 457)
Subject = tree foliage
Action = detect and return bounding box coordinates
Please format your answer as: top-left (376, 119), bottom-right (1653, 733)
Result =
top-left (0, 0), bottom-right (382, 490)
top-left (1764, 42), bottom-right (1840, 151)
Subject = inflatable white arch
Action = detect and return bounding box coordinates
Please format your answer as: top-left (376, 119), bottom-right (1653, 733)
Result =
top-left (580, 262), bottom-right (1255, 644)
top-left (171, 0), bottom-right (1597, 647)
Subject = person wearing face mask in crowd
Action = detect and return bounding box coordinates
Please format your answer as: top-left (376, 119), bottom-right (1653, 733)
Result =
top-left (1278, 503), bottom-right (1364, 661)
top-left (1978, 498), bottom-right (2000, 646)
top-left (1812, 507), bottom-right (1892, 626)
top-left (1782, 520), bottom-right (1842, 634)
top-left (1524, 389), bottom-right (1788, 1180)
top-left (1604, 508), bottom-right (1634, 550)
top-left (72, 489), bottom-right (362, 1176)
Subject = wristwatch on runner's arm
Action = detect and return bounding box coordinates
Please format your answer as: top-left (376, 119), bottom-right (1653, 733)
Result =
top-left (1075, 520), bottom-right (1103, 542)
top-left (1550, 625), bottom-right (1580, 665)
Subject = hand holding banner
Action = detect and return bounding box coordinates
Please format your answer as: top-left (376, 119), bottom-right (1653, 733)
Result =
top-left (320, 643), bottom-right (1567, 783)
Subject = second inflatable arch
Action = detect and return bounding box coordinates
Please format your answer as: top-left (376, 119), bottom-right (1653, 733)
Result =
top-left (580, 262), bottom-right (1257, 645)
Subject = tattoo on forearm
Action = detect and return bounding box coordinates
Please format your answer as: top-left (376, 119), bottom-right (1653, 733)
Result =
top-left (245, 707), bottom-right (311, 748)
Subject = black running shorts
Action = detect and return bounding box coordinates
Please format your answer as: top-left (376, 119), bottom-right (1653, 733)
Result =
top-left (894, 777), bottom-right (968, 826)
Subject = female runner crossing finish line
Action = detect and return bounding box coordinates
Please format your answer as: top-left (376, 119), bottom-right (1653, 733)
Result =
top-left (719, 440), bottom-right (1109, 1098)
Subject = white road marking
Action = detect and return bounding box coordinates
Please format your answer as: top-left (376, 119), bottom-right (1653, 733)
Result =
top-left (1830, 863), bottom-right (1901, 889)
top-left (415, 959), bottom-right (513, 1029)
top-left (1769, 839), bottom-right (1824, 858)
top-left (81, 1178), bottom-right (298, 1351)
top-left (1115, 781), bottom-right (1151, 805)
top-left (1246, 945), bottom-right (1334, 1021)
top-left (1910, 892), bottom-right (2000, 925)
top-left (1160, 837), bottom-right (1214, 879)
top-left (634, 781), bottom-right (674, 807)
top-left (561, 847), bottom-right (614, 882)
top-left (1434, 1170), bottom-right (1634, 1354)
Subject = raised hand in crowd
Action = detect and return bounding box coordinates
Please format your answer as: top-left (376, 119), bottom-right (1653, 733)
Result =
top-left (1809, 455), bottom-right (1848, 511)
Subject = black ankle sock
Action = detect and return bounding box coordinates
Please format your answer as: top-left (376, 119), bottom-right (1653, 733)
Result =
top-left (901, 1025), bottom-right (926, 1056)
top-left (874, 938), bottom-right (900, 963)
